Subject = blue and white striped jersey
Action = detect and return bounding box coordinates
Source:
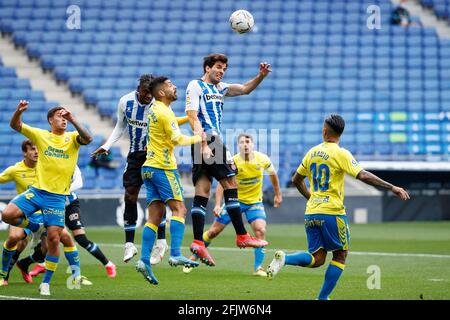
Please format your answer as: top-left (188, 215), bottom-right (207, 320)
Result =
top-left (101, 91), bottom-right (153, 153)
top-left (185, 80), bottom-right (230, 136)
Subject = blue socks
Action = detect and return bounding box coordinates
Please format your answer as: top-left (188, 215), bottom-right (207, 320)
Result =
top-left (254, 247), bottom-right (266, 271)
top-left (285, 251), bottom-right (315, 267)
top-left (318, 260), bottom-right (345, 300)
top-left (169, 217), bottom-right (185, 257)
top-left (43, 255), bottom-right (59, 284)
top-left (284, 250), bottom-right (345, 300)
top-left (141, 223), bottom-right (157, 265)
top-left (64, 246), bottom-right (81, 277)
top-left (2, 243), bottom-right (17, 274)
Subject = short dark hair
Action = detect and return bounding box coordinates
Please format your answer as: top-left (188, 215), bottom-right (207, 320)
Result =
top-left (148, 76), bottom-right (169, 97)
top-left (47, 106), bottom-right (64, 122)
top-left (203, 53), bottom-right (228, 73)
top-left (21, 139), bottom-right (34, 153)
top-left (238, 133), bottom-right (253, 142)
top-left (324, 114), bottom-right (345, 136)
top-left (138, 73), bottom-right (155, 91)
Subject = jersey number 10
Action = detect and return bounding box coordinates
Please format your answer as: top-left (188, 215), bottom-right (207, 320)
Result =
top-left (310, 163), bottom-right (330, 192)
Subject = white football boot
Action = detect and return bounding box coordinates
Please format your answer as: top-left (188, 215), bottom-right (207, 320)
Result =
top-left (39, 283), bottom-right (50, 296)
top-left (123, 242), bottom-right (138, 263)
top-left (266, 250), bottom-right (286, 279)
top-left (150, 240), bottom-right (169, 265)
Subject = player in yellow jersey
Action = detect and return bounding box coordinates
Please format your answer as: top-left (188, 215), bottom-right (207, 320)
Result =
top-left (267, 114), bottom-right (410, 300)
top-left (0, 140), bottom-right (39, 285)
top-left (1, 100), bottom-right (93, 295)
top-left (183, 133), bottom-right (282, 275)
top-left (0, 141), bottom-right (91, 287)
top-left (135, 76), bottom-right (203, 285)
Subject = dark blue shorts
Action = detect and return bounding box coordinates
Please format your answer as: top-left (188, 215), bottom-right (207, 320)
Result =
top-left (304, 214), bottom-right (350, 253)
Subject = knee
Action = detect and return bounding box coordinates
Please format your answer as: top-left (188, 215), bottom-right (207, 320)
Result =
top-left (61, 232), bottom-right (75, 247)
top-left (125, 193), bottom-right (138, 203)
top-left (312, 252), bottom-right (327, 268)
top-left (46, 234), bottom-right (60, 247)
top-left (333, 251), bottom-right (348, 264)
top-left (9, 232), bottom-right (23, 244)
top-left (173, 205), bottom-right (187, 218)
top-left (1, 208), bottom-right (14, 223)
top-left (254, 227), bottom-right (266, 239)
top-left (125, 189), bottom-right (138, 203)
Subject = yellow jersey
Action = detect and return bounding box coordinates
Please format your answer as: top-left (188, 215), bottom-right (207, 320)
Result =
top-left (20, 123), bottom-right (81, 195)
top-left (143, 100), bottom-right (201, 170)
top-left (0, 160), bottom-right (36, 194)
top-left (297, 142), bottom-right (363, 215)
top-left (234, 151), bottom-right (275, 204)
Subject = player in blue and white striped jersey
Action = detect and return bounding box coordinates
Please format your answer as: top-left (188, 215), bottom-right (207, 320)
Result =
top-left (92, 74), bottom-right (188, 264)
top-left (185, 53), bottom-right (271, 266)
top-left (91, 75), bottom-right (161, 263)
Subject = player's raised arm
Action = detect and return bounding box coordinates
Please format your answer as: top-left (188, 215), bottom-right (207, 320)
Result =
top-left (356, 170), bottom-right (410, 200)
top-left (10, 100), bottom-right (29, 132)
top-left (292, 172), bottom-right (311, 201)
top-left (226, 62), bottom-right (271, 97)
top-left (61, 108), bottom-right (93, 145)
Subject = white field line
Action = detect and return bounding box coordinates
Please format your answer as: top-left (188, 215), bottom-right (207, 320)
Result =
top-left (98, 243), bottom-right (450, 259)
top-left (0, 295), bottom-right (48, 300)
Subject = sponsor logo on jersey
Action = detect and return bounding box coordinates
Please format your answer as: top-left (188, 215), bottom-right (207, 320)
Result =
top-left (127, 119), bottom-right (148, 128)
top-left (204, 94), bottom-right (224, 101)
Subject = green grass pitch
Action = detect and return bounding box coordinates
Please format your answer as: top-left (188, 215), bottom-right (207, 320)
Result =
top-left (1, 222), bottom-right (449, 300)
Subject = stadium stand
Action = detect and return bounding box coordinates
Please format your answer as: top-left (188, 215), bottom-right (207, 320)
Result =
top-left (1, 0), bottom-right (449, 190)
top-left (420, 0), bottom-right (450, 19)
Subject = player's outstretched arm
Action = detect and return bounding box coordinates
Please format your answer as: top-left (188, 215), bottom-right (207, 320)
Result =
top-left (269, 172), bottom-right (283, 207)
top-left (61, 109), bottom-right (93, 145)
top-left (10, 100), bottom-right (29, 132)
top-left (226, 62), bottom-right (271, 97)
top-left (92, 102), bottom-right (127, 157)
top-left (166, 113), bottom-right (205, 146)
top-left (356, 170), bottom-right (410, 200)
top-left (292, 172), bottom-right (311, 200)
top-left (176, 116), bottom-right (189, 126)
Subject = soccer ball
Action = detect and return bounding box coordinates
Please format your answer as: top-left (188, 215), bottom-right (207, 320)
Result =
top-left (229, 10), bottom-right (254, 34)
